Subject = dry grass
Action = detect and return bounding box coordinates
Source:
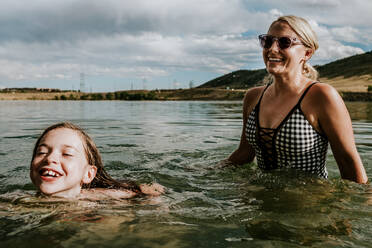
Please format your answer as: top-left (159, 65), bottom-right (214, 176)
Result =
top-left (1, 74), bottom-right (371, 101)
top-left (156, 88), bottom-right (245, 100)
top-left (0, 92), bottom-right (81, 100)
top-left (320, 75), bottom-right (372, 92)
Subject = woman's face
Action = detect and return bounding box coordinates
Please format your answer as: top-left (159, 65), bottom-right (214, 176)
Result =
top-left (263, 21), bottom-right (309, 78)
top-left (30, 128), bottom-right (96, 198)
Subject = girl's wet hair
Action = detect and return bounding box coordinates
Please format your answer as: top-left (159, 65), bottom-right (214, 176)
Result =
top-left (31, 122), bottom-right (141, 193)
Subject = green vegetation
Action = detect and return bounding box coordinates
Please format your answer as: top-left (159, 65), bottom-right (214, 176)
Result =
top-left (2, 51), bottom-right (372, 101)
top-left (105, 92), bottom-right (113, 100)
top-left (340, 92), bottom-right (372, 101)
top-left (50, 91), bottom-right (159, 101)
top-left (317, 51), bottom-right (372, 78)
top-left (200, 69), bottom-right (267, 89)
top-left (51, 88), bottom-right (246, 101)
top-left (149, 88), bottom-right (245, 100)
top-left (68, 94), bottom-right (77, 100)
top-left (198, 50), bottom-right (372, 89)
top-left (111, 91), bottom-right (158, 100)
top-left (0, 87), bottom-right (76, 93)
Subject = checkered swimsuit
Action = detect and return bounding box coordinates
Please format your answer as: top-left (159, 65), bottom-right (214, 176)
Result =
top-left (245, 83), bottom-right (329, 178)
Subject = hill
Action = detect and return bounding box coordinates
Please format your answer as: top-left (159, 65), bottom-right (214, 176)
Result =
top-left (199, 51), bottom-right (372, 92)
top-left (198, 69), bottom-right (267, 89)
top-left (1, 51), bottom-right (371, 101)
top-left (316, 50), bottom-right (372, 78)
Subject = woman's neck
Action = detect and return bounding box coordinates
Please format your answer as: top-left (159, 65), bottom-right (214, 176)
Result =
top-left (271, 72), bottom-right (309, 96)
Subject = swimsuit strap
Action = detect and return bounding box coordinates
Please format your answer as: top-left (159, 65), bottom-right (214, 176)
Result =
top-left (257, 82), bottom-right (317, 108)
top-left (255, 81), bottom-right (318, 131)
top-left (255, 84), bottom-right (270, 109)
top-left (297, 82), bottom-right (318, 106)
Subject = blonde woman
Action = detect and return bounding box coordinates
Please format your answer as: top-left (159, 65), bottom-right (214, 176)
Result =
top-left (227, 15), bottom-right (367, 184)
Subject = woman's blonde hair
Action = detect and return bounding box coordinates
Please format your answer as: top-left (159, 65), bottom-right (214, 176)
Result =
top-left (264, 15), bottom-right (319, 84)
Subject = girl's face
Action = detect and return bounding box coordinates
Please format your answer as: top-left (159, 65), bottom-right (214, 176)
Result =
top-left (30, 128), bottom-right (96, 198)
top-left (263, 21), bottom-right (310, 78)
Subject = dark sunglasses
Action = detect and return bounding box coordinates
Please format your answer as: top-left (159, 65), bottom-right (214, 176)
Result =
top-left (258, 34), bottom-right (303, 50)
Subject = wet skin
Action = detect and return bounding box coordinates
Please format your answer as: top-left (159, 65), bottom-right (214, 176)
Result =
top-left (30, 128), bottom-right (96, 198)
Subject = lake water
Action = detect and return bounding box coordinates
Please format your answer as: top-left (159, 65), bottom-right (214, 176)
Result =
top-left (0, 100), bottom-right (371, 248)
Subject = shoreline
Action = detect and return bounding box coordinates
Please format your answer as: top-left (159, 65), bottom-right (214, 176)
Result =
top-left (0, 88), bottom-right (246, 101)
top-left (1, 88), bottom-right (371, 102)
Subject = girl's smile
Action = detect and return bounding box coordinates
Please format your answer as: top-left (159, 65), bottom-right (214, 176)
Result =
top-left (30, 128), bottom-right (96, 198)
top-left (29, 122), bottom-right (164, 199)
top-left (39, 167), bottom-right (63, 181)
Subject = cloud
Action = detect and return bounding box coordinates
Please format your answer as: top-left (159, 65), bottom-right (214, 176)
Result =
top-left (290, 0), bottom-right (341, 7)
top-left (0, 0), bottom-right (273, 82)
top-left (300, 19), bottom-right (364, 65)
top-left (314, 40), bottom-right (364, 64)
top-left (330, 26), bottom-right (361, 43)
top-left (0, 0), bottom-right (255, 43)
top-left (0, 0), bottom-right (265, 83)
top-left (0, 0), bottom-right (369, 89)
top-left (0, 32), bottom-right (261, 82)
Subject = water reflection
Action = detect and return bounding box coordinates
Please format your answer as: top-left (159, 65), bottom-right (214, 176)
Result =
top-left (0, 100), bottom-right (371, 247)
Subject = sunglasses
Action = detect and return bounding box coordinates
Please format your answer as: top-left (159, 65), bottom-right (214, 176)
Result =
top-left (258, 34), bottom-right (303, 50)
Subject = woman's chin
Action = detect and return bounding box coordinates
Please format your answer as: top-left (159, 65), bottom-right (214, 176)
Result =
top-left (266, 67), bottom-right (286, 76)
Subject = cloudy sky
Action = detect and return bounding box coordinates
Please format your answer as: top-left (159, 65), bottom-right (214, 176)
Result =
top-left (0, 0), bottom-right (371, 92)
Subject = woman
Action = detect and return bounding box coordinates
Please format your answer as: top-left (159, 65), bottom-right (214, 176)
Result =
top-left (227, 15), bottom-right (368, 184)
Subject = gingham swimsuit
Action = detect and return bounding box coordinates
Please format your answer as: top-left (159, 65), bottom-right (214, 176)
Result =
top-left (245, 83), bottom-right (329, 178)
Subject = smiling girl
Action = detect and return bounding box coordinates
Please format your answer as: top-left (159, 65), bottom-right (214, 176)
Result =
top-left (30, 122), bottom-right (164, 199)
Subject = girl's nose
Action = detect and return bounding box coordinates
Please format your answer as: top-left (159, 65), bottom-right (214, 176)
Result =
top-left (45, 151), bottom-right (60, 164)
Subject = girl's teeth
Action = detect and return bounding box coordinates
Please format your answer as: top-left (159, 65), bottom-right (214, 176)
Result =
top-left (42, 169), bottom-right (59, 177)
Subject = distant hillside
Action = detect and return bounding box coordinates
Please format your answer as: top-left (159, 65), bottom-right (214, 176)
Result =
top-left (316, 50), bottom-right (372, 78)
top-left (198, 69), bottom-right (267, 89)
top-left (199, 51), bottom-right (372, 91)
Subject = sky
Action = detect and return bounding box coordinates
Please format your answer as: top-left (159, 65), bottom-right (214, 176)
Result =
top-left (0, 0), bottom-right (371, 92)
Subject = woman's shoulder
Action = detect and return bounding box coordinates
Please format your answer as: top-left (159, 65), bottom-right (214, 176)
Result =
top-left (243, 85), bottom-right (266, 109)
top-left (302, 82), bottom-right (346, 119)
top-left (307, 82), bottom-right (343, 104)
top-left (244, 85), bottom-right (266, 98)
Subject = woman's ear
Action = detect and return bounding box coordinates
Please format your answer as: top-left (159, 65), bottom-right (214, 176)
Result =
top-left (304, 48), bottom-right (314, 61)
top-left (82, 165), bottom-right (97, 184)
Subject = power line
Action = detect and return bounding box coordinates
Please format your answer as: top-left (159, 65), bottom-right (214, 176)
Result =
top-left (80, 73), bottom-right (85, 92)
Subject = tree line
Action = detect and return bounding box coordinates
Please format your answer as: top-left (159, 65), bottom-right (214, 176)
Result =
top-left (55, 91), bottom-right (158, 101)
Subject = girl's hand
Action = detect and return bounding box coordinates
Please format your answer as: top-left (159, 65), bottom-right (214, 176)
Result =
top-left (139, 183), bottom-right (165, 196)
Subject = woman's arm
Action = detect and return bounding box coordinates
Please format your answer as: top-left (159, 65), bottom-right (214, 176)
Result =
top-left (226, 87), bottom-right (263, 166)
top-left (227, 128), bottom-right (255, 165)
top-left (309, 83), bottom-right (368, 183)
